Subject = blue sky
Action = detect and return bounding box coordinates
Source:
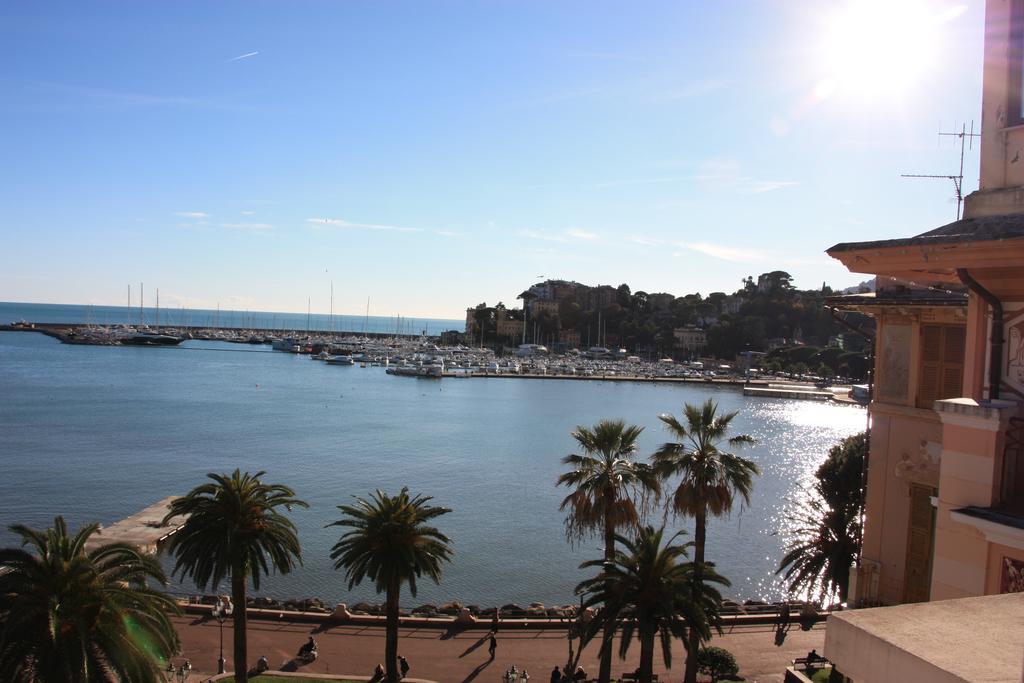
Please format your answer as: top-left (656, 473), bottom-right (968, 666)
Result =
top-left (1, 1), bottom-right (983, 319)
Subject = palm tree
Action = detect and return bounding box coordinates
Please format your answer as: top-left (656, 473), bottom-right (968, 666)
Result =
top-left (0, 516), bottom-right (179, 682)
top-left (557, 419), bottom-right (660, 683)
top-left (777, 432), bottom-right (866, 604)
top-left (329, 488), bottom-right (453, 683)
top-left (576, 526), bottom-right (729, 683)
top-left (162, 470), bottom-right (307, 683)
top-left (651, 399), bottom-right (759, 683)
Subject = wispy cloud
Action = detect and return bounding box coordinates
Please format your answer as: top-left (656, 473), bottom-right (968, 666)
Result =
top-left (227, 51), bottom-right (260, 62)
top-left (681, 242), bottom-right (765, 263)
top-left (175, 211), bottom-right (209, 219)
top-left (567, 228), bottom-right (600, 241)
top-left (220, 222), bottom-right (272, 230)
top-left (517, 229), bottom-right (567, 243)
top-left (240, 210), bottom-right (257, 216)
top-left (31, 81), bottom-right (212, 109)
top-left (594, 176), bottom-right (691, 189)
top-left (626, 235), bottom-right (666, 247)
top-left (650, 79), bottom-right (730, 102)
top-left (517, 228), bottom-right (603, 243)
top-left (566, 50), bottom-right (646, 62)
top-left (307, 218), bottom-right (422, 233)
top-left (748, 180), bottom-right (799, 193)
top-left (694, 159), bottom-right (798, 194)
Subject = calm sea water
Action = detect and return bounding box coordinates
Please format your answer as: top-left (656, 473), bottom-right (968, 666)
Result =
top-left (0, 330), bottom-right (865, 608)
top-left (0, 302), bottom-right (463, 337)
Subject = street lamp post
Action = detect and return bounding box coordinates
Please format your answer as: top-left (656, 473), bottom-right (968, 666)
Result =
top-left (212, 597), bottom-right (233, 674)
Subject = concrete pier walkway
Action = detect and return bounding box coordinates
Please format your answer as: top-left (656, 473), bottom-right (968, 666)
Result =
top-left (86, 495), bottom-right (186, 555)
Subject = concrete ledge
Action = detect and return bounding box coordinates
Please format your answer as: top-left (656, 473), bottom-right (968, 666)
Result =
top-left (208, 673), bottom-right (437, 682)
top-left (179, 602), bottom-right (826, 630)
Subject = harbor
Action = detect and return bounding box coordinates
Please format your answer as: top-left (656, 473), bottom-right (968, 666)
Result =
top-left (1, 321), bottom-right (864, 402)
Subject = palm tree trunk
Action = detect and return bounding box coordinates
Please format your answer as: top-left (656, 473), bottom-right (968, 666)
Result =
top-left (638, 622), bottom-right (655, 683)
top-left (598, 496), bottom-right (616, 683)
top-left (385, 578), bottom-right (400, 682)
top-left (232, 568), bottom-right (248, 683)
top-left (684, 510), bottom-right (706, 683)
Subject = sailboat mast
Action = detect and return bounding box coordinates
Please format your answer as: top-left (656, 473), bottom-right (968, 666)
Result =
top-left (363, 296), bottom-right (369, 337)
top-left (156, 289), bottom-right (160, 329)
top-left (140, 282), bottom-right (144, 326)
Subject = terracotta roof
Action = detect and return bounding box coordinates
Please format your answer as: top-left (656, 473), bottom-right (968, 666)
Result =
top-left (827, 213), bottom-right (1024, 253)
top-left (826, 291), bottom-right (967, 308)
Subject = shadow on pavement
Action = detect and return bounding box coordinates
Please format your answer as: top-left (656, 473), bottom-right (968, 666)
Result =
top-left (458, 634), bottom-right (489, 658)
top-left (460, 657), bottom-right (492, 683)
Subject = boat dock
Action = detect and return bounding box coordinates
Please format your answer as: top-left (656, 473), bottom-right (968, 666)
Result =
top-left (86, 495), bottom-right (187, 555)
top-left (742, 385), bottom-right (835, 401)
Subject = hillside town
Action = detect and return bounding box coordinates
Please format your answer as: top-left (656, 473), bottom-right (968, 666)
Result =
top-left (463, 271), bottom-right (878, 380)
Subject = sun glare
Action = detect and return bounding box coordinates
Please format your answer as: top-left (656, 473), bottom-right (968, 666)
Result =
top-left (814, 0), bottom-right (959, 104)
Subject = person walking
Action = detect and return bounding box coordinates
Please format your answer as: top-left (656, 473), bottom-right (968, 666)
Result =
top-left (489, 633), bottom-right (498, 658)
top-left (399, 655), bottom-right (409, 679)
top-left (550, 665), bottom-right (561, 683)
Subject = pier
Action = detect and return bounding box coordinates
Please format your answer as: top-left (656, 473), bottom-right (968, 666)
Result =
top-left (86, 496), bottom-right (187, 555)
top-left (743, 385), bottom-right (835, 401)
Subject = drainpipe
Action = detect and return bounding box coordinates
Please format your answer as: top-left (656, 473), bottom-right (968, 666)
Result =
top-left (956, 268), bottom-right (1004, 400)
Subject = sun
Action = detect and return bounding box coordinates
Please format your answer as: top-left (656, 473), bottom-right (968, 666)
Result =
top-left (813, 0), bottom-right (955, 104)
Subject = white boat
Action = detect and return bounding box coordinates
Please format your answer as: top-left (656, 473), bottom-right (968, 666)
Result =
top-left (326, 355), bottom-right (355, 366)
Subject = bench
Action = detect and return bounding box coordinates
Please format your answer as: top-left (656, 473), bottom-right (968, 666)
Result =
top-left (793, 656), bottom-right (828, 671)
top-left (620, 674), bottom-right (659, 682)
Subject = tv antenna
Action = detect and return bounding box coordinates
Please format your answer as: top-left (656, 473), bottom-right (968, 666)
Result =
top-left (901, 120), bottom-right (980, 220)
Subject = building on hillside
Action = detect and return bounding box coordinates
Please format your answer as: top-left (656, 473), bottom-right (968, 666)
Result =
top-left (558, 328), bottom-right (581, 347)
top-left (585, 285), bottom-right (617, 311)
top-left (494, 306), bottom-right (524, 341)
top-left (722, 295), bottom-right (744, 315)
top-left (822, 2), bottom-right (1024, 678)
top-left (528, 299), bottom-right (559, 317)
top-left (673, 326), bottom-right (707, 355)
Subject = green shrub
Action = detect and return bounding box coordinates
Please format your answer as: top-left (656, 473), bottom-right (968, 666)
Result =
top-left (697, 645), bottom-right (740, 682)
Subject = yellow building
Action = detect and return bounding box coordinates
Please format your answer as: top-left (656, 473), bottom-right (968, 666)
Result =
top-left (820, 1), bottom-right (1024, 679)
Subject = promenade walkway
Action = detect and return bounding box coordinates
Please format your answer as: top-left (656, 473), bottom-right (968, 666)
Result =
top-left (172, 614), bottom-right (824, 683)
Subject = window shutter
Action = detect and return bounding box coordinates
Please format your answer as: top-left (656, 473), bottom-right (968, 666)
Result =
top-left (917, 325), bottom-right (965, 408)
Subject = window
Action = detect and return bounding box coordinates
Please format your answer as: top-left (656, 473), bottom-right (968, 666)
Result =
top-left (1011, 0), bottom-right (1024, 125)
top-left (916, 324), bottom-right (965, 409)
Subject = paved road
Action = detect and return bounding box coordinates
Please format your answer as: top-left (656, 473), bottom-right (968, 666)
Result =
top-left (172, 615), bottom-right (825, 683)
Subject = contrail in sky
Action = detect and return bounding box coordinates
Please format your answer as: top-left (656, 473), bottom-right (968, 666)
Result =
top-left (227, 51), bottom-right (259, 62)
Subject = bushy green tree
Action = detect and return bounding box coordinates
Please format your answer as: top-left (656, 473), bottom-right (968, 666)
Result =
top-left (697, 646), bottom-right (739, 682)
top-left (778, 432), bottom-right (867, 603)
top-left (0, 517), bottom-right (180, 683)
